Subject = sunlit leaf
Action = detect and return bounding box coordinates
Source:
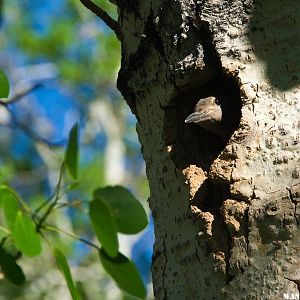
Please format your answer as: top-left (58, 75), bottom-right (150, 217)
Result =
top-left (66, 181), bottom-right (80, 191)
top-left (1, 186), bottom-right (20, 231)
top-left (93, 186), bottom-right (148, 234)
top-left (12, 212), bottom-right (42, 257)
top-left (65, 122), bottom-right (79, 179)
top-left (89, 197), bottom-right (118, 257)
top-left (54, 248), bottom-right (81, 300)
top-left (99, 249), bottom-right (146, 299)
top-left (0, 69), bottom-right (10, 99)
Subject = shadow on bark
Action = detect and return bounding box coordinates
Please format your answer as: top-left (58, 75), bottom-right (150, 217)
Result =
top-left (247, 0), bottom-right (300, 91)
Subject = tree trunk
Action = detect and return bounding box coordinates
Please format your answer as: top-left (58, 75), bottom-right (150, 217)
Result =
top-left (117, 1), bottom-right (300, 299)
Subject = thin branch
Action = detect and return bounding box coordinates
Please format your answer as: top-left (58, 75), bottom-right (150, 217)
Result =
top-left (36, 162), bottom-right (66, 231)
top-left (0, 83), bottom-right (42, 106)
top-left (8, 116), bottom-right (65, 147)
top-left (8, 186), bottom-right (31, 213)
top-left (34, 191), bottom-right (63, 216)
top-left (0, 82), bottom-right (64, 146)
top-left (79, 0), bottom-right (123, 40)
top-left (43, 225), bottom-right (100, 251)
top-left (55, 198), bottom-right (85, 209)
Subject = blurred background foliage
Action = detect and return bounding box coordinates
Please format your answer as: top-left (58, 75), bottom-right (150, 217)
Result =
top-left (0, 0), bottom-right (153, 299)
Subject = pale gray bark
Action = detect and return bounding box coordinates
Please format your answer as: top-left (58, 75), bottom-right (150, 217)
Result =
top-left (117, 1), bottom-right (300, 299)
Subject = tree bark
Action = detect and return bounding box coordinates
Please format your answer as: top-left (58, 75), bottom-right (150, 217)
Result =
top-left (117, 0), bottom-right (300, 299)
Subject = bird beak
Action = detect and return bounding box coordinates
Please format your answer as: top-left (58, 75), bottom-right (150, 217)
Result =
top-left (185, 112), bottom-right (203, 124)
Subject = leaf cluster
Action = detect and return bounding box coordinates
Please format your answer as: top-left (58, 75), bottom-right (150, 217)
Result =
top-left (0, 74), bottom-right (148, 299)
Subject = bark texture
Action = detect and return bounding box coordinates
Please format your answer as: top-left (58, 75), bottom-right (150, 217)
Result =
top-left (117, 0), bottom-right (300, 299)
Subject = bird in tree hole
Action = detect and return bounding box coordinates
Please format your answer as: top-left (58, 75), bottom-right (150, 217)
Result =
top-left (185, 96), bottom-right (228, 140)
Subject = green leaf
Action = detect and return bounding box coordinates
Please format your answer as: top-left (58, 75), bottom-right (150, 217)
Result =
top-left (66, 181), bottom-right (80, 191)
top-left (75, 281), bottom-right (88, 300)
top-left (93, 186), bottom-right (148, 234)
top-left (89, 197), bottom-right (118, 257)
top-left (54, 248), bottom-right (81, 300)
top-left (122, 293), bottom-right (140, 300)
top-left (99, 249), bottom-right (146, 299)
top-left (0, 245), bottom-right (25, 285)
top-left (0, 69), bottom-right (10, 99)
top-left (65, 122), bottom-right (79, 179)
top-left (1, 186), bottom-right (20, 231)
top-left (12, 212), bottom-right (42, 257)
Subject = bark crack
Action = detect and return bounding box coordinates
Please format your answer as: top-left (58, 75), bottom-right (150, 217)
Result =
top-left (144, 7), bottom-right (169, 65)
top-left (244, 207), bottom-right (250, 252)
top-left (224, 219), bottom-right (235, 284)
top-left (162, 238), bottom-right (168, 299)
top-left (286, 187), bottom-right (299, 225)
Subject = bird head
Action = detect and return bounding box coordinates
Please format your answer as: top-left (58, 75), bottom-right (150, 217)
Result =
top-left (185, 96), bottom-right (222, 126)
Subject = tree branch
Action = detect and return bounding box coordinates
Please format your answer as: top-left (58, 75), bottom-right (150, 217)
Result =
top-left (36, 162), bottom-right (66, 231)
top-left (0, 82), bottom-right (66, 146)
top-left (0, 83), bottom-right (42, 106)
top-left (42, 225), bottom-right (100, 251)
top-left (79, 0), bottom-right (123, 41)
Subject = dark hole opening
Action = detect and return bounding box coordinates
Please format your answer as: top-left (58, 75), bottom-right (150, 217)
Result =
top-left (163, 72), bottom-right (242, 171)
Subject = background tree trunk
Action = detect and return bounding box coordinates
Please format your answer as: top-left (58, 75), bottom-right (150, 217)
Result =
top-left (117, 0), bottom-right (300, 299)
